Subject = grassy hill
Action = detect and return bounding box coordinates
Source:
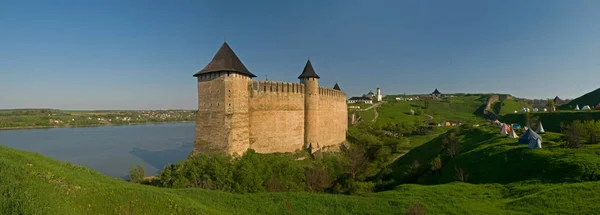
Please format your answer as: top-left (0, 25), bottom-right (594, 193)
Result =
top-left (491, 99), bottom-right (532, 116)
top-left (2, 144), bottom-right (600, 214)
top-left (375, 95), bottom-right (487, 127)
top-left (387, 126), bottom-right (600, 185)
top-left (501, 111), bottom-right (600, 132)
top-left (561, 88), bottom-right (600, 110)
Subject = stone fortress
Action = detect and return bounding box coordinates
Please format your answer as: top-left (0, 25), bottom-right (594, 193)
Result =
top-left (193, 42), bottom-right (348, 155)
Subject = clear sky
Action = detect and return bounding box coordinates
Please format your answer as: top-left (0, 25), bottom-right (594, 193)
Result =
top-left (1, 0), bottom-right (600, 110)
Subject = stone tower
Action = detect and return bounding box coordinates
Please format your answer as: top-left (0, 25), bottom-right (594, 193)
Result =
top-left (192, 42), bottom-right (255, 155)
top-left (298, 59), bottom-right (320, 150)
top-left (376, 87), bottom-right (382, 102)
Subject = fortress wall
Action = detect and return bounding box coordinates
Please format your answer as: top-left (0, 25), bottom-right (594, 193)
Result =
top-left (316, 87), bottom-right (348, 150)
top-left (223, 73), bottom-right (252, 155)
top-left (248, 81), bottom-right (305, 153)
top-left (194, 72), bottom-right (228, 153)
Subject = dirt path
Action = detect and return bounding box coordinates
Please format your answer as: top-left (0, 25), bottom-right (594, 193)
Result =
top-left (372, 107), bottom-right (379, 123)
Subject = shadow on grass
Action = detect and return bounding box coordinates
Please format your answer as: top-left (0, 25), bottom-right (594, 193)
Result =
top-left (380, 127), bottom-right (600, 190)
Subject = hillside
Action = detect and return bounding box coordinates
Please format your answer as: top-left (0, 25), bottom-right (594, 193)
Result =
top-left (501, 111), bottom-right (600, 132)
top-left (2, 145), bottom-right (600, 214)
top-left (491, 99), bottom-right (532, 116)
top-left (374, 95), bottom-right (488, 127)
top-left (386, 126), bottom-right (600, 185)
top-left (561, 88), bottom-right (600, 110)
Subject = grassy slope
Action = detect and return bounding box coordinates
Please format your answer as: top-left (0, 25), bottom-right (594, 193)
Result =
top-left (2, 145), bottom-right (600, 215)
top-left (492, 99), bottom-right (532, 116)
top-left (376, 95), bottom-right (486, 126)
top-left (561, 88), bottom-right (600, 110)
top-left (502, 111), bottom-right (600, 132)
top-left (391, 126), bottom-right (600, 185)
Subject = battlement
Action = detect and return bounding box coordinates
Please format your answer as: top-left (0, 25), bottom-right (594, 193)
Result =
top-left (250, 81), bottom-right (305, 95)
top-left (318, 86), bottom-right (347, 98)
top-left (194, 42), bottom-right (347, 155)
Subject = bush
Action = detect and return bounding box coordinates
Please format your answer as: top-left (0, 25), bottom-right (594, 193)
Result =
top-left (129, 165), bottom-right (145, 183)
top-left (430, 156), bottom-right (443, 175)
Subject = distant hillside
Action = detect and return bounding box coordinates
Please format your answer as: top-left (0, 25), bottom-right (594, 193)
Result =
top-left (491, 99), bottom-right (532, 116)
top-left (561, 88), bottom-right (600, 110)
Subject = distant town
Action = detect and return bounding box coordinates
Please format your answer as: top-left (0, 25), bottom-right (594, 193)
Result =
top-left (0, 109), bottom-right (195, 129)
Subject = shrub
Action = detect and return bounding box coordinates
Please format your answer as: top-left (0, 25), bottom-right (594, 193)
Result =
top-left (453, 166), bottom-right (469, 182)
top-left (562, 121), bottom-right (584, 148)
top-left (129, 165), bottom-right (145, 183)
top-left (348, 181), bottom-right (375, 194)
top-left (430, 156), bottom-right (443, 175)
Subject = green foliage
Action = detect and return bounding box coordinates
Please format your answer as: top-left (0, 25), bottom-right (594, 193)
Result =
top-left (547, 100), bottom-right (555, 108)
top-left (561, 120), bottom-right (600, 147)
top-left (128, 165), bottom-right (145, 183)
top-left (157, 150), bottom-right (307, 193)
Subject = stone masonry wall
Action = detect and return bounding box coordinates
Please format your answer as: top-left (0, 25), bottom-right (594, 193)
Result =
top-left (195, 76), bottom-right (347, 155)
top-left (248, 81), bottom-right (306, 153)
top-left (316, 87), bottom-right (347, 151)
top-left (194, 72), bottom-right (228, 153)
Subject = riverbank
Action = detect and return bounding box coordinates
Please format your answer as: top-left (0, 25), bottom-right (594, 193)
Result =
top-left (0, 121), bottom-right (194, 131)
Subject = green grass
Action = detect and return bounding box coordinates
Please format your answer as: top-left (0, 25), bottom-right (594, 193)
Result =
top-left (501, 111), bottom-right (600, 132)
top-left (2, 145), bottom-right (600, 214)
top-left (390, 126), bottom-right (600, 185)
top-left (492, 99), bottom-right (532, 116)
top-left (376, 95), bottom-right (486, 126)
top-left (351, 108), bottom-right (376, 123)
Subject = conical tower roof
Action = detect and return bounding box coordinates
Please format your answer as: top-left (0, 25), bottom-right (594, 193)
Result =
top-left (298, 59), bottom-right (320, 79)
top-left (333, 83), bottom-right (341, 90)
top-left (432, 89), bottom-right (441, 95)
top-left (193, 42), bottom-right (256, 77)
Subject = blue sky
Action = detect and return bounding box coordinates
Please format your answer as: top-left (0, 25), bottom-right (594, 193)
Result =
top-left (1, 0), bottom-right (600, 110)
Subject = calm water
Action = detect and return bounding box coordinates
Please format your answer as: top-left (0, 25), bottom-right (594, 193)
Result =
top-left (0, 122), bottom-right (195, 179)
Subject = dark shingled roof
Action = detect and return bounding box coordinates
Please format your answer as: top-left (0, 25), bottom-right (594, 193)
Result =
top-left (432, 89), bottom-right (441, 95)
top-left (193, 42), bottom-right (256, 78)
top-left (553, 96), bottom-right (561, 103)
top-left (298, 59), bottom-right (320, 79)
top-left (333, 83), bottom-right (341, 90)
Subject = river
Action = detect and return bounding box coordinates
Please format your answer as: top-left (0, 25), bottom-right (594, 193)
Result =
top-left (0, 122), bottom-right (195, 179)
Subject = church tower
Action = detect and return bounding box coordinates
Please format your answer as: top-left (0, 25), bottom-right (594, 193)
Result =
top-left (193, 42), bottom-right (255, 155)
top-left (298, 59), bottom-right (320, 151)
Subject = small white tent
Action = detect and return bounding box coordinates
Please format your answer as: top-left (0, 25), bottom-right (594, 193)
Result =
top-left (536, 121), bottom-right (545, 133)
top-left (500, 123), bottom-right (509, 134)
top-left (575, 105), bottom-right (580, 111)
top-left (543, 108), bottom-right (548, 112)
top-left (507, 128), bottom-right (519, 138)
top-left (582, 105), bottom-right (592, 111)
top-left (533, 108), bottom-right (539, 112)
top-left (528, 137), bottom-right (542, 149)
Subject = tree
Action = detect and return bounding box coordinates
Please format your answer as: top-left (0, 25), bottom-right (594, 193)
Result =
top-left (453, 166), bottom-right (469, 182)
top-left (547, 100), bottom-right (555, 108)
top-left (562, 121), bottom-right (584, 148)
top-left (430, 156), bottom-right (443, 175)
top-left (129, 165), bottom-right (145, 183)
